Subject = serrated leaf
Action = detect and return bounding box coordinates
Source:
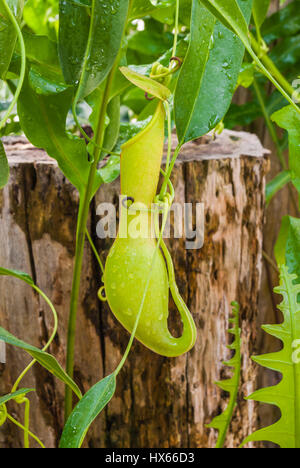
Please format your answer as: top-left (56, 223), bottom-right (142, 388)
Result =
top-left (241, 266), bottom-right (300, 448)
top-left (59, 374), bottom-right (116, 448)
top-left (275, 216), bottom-right (300, 288)
top-left (0, 327), bottom-right (82, 400)
top-left (207, 302), bottom-right (241, 448)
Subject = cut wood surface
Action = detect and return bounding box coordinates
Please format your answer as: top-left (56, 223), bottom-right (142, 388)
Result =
top-left (0, 130), bottom-right (268, 448)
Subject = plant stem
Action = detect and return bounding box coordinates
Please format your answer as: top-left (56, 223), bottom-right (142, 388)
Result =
top-left (86, 228), bottom-right (105, 274)
top-left (171, 0), bottom-right (180, 58)
top-left (250, 33), bottom-right (295, 98)
top-left (11, 285), bottom-right (58, 393)
top-left (65, 65), bottom-right (117, 421)
top-left (23, 398), bottom-right (30, 449)
top-left (262, 250), bottom-right (279, 274)
top-left (253, 77), bottom-right (287, 170)
top-left (6, 414), bottom-right (45, 448)
top-left (160, 143), bottom-right (181, 199)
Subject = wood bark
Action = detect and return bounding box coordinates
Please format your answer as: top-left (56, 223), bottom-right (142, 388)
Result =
top-left (0, 130), bottom-right (267, 448)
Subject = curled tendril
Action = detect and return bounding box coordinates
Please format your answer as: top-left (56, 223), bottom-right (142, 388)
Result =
top-left (0, 404), bottom-right (7, 426)
top-left (14, 394), bottom-right (27, 405)
top-left (145, 92), bottom-right (156, 101)
top-left (170, 56), bottom-right (183, 69)
top-left (122, 196), bottom-right (135, 209)
top-left (98, 286), bottom-right (107, 302)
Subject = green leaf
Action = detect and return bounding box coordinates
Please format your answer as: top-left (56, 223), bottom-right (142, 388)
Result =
top-left (120, 67), bottom-right (171, 101)
top-left (24, 0), bottom-right (58, 39)
top-left (270, 35), bottom-right (300, 73)
top-left (0, 389), bottom-right (35, 406)
top-left (58, 0), bottom-right (90, 85)
top-left (17, 71), bottom-right (102, 196)
top-left (237, 63), bottom-right (255, 89)
top-left (29, 65), bottom-right (69, 96)
top-left (73, 0), bottom-right (130, 100)
top-left (252, 0), bottom-right (270, 28)
top-left (0, 0), bottom-right (23, 79)
top-left (199, 0), bottom-right (249, 37)
top-left (241, 266), bottom-right (300, 448)
top-left (266, 171), bottom-right (292, 206)
top-left (59, 374), bottom-right (116, 448)
top-left (128, 0), bottom-right (174, 20)
top-left (0, 327), bottom-right (82, 400)
top-left (0, 266), bottom-right (34, 285)
top-left (102, 96), bottom-right (120, 157)
top-left (272, 106), bottom-right (300, 192)
top-left (174, 1), bottom-right (215, 143)
top-left (20, 32), bottom-right (60, 72)
top-left (99, 156), bottom-right (120, 184)
top-left (175, 0), bottom-right (252, 143)
top-left (207, 302), bottom-right (241, 448)
top-left (275, 216), bottom-right (300, 287)
top-left (0, 139), bottom-right (9, 188)
top-left (262, 2), bottom-right (300, 42)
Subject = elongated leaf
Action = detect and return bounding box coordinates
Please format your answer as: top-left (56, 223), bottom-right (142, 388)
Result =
top-left (128, 0), bottom-right (174, 20)
top-left (59, 374), bottom-right (116, 448)
top-left (0, 140), bottom-right (9, 188)
top-left (0, 0), bottom-right (23, 78)
top-left (120, 67), bottom-right (171, 101)
top-left (17, 72), bottom-right (102, 196)
top-left (0, 328), bottom-right (82, 399)
top-left (207, 302), bottom-right (241, 448)
top-left (262, 2), bottom-right (300, 42)
top-left (75, 0), bottom-right (130, 100)
top-left (0, 389), bottom-right (35, 406)
top-left (199, 0), bottom-right (298, 114)
top-left (266, 171), bottom-right (292, 206)
top-left (252, 0), bottom-right (270, 28)
top-left (102, 96), bottom-right (120, 157)
top-left (19, 32), bottom-right (60, 72)
top-left (241, 266), bottom-right (300, 448)
top-left (58, 0), bottom-right (90, 84)
top-left (174, 1), bottom-right (215, 143)
top-left (0, 266), bottom-right (34, 285)
top-left (175, 0), bottom-right (252, 143)
top-left (199, 0), bottom-right (249, 37)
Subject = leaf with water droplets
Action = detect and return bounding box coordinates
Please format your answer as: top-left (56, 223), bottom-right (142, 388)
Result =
top-left (60, 0), bottom-right (130, 100)
top-left (175, 0), bottom-right (252, 143)
top-left (0, 0), bottom-right (23, 79)
top-left (59, 374), bottom-right (116, 448)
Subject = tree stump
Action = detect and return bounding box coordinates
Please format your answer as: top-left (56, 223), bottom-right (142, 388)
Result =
top-left (0, 130), bottom-right (268, 448)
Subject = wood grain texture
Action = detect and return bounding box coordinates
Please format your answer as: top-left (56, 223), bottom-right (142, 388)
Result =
top-left (0, 131), bottom-right (267, 448)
